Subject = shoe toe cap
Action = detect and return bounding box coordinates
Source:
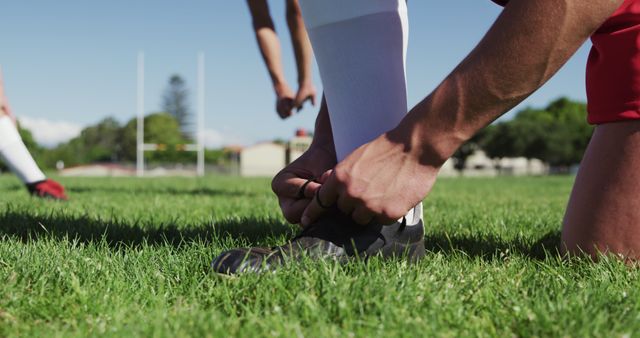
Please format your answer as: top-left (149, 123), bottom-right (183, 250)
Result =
top-left (211, 247), bottom-right (277, 275)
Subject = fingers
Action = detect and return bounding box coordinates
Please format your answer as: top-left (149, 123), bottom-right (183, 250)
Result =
top-left (294, 88), bottom-right (317, 111)
top-left (294, 94), bottom-right (310, 112)
top-left (272, 173), bottom-right (321, 224)
top-left (310, 92), bottom-right (317, 106)
top-left (279, 198), bottom-right (312, 225)
top-left (351, 206), bottom-right (375, 226)
top-left (276, 97), bottom-right (294, 119)
top-left (272, 173), bottom-right (321, 199)
top-left (336, 194), bottom-right (355, 218)
top-left (317, 169), bottom-right (332, 184)
top-left (301, 174), bottom-right (339, 226)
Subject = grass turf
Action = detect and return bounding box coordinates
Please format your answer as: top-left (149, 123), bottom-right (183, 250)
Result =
top-left (0, 174), bottom-right (638, 337)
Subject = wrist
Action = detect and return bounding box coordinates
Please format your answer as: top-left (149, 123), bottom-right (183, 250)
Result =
top-left (393, 99), bottom-right (467, 168)
top-left (298, 78), bottom-right (313, 87)
top-left (273, 80), bottom-right (290, 96)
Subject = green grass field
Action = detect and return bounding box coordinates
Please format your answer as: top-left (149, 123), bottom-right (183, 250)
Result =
top-left (0, 174), bottom-right (638, 337)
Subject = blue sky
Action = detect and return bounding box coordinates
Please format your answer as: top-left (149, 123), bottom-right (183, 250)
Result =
top-left (0, 1), bottom-right (591, 147)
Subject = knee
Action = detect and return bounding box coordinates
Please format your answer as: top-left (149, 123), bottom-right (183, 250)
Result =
top-left (561, 230), bottom-right (639, 261)
top-left (559, 232), bottom-right (600, 260)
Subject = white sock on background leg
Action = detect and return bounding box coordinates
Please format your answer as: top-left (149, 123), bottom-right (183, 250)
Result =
top-left (299, 0), bottom-right (422, 225)
top-left (0, 115), bottom-right (46, 184)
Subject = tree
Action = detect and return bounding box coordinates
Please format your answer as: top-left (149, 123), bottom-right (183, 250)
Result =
top-left (119, 112), bottom-right (192, 163)
top-left (480, 97), bottom-right (593, 167)
top-left (38, 117), bottom-right (122, 168)
top-left (162, 75), bottom-right (192, 140)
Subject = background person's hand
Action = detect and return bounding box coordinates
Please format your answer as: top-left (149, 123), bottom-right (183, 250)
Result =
top-left (271, 143), bottom-right (336, 225)
top-left (301, 130), bottom-right (440, 227)
top-left (275, 83), bottom-right (296, 119)
top-left (294, 81), bottom-right (316, 112)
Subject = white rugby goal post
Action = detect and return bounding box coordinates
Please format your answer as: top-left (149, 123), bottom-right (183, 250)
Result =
top-left (136, 52), bottom-right (206, 177)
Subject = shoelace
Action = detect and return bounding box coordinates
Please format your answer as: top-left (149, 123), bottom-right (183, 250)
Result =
top-left (398, 216), bottom-right (407, 232)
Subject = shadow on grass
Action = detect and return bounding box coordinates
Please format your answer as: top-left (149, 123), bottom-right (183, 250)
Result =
top-left (65, 186), bottom-right (258, 197)
top-left (0, 206), bottom-right (561, 260)
top-left (424, 230), bottom-right (561, 260)
top-left (0, 209), bottom-right (294, 249)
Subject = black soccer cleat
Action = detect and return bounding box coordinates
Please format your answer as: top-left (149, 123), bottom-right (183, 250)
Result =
top-left (211, 210), bottom-right (425, 275)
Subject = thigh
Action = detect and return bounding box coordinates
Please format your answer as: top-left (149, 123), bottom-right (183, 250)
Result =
top-left (562, 120), bottom-right (640, 259)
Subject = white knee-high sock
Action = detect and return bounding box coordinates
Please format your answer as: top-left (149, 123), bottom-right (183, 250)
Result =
top-left (300, 0), bottom-right (409, 161)
top-left (0, 115), bottom-right (46, 184)
top-left (299, 0), bottom-right (421, 225)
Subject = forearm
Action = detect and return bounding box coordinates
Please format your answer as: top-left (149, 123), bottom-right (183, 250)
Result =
top-left (255, 29), bottom-right (289, 89)
top-left (400, 0), bottom-right (622, 166)
top-left (286, 0), bottom-right (314, 85)
top-left (248, 0), bottom-right (289, 91)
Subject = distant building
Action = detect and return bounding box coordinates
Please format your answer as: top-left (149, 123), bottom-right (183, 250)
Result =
top-left (287, 128), bottom-right (312, 164)
top-left (496, 157), bottom-right (548, 176)
top-left (438, 158), bottom-right (459, 177)
top-left (463, 150), bottom-right (497, 177)
top-left (240, 142), bottom-right (286, 177)
top-left (458, 150), bottom-right (549, 176)
top-left (238, 129), bottom-right (314, 177)
top-left (60, 164), bottom-right (135, 177)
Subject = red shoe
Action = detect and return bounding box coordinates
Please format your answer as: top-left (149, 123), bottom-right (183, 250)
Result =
top-left (26, 179), bottom-right (68, 200)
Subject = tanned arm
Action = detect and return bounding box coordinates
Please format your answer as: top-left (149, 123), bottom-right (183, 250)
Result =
top-left (285, 0), bottom-right (316, 109)
top-left (404, 0), bottom-right (623, 165)
top-left (301, 0), bottom-right (625, 226)
top-left (247, 0), bottom-right (296, 118)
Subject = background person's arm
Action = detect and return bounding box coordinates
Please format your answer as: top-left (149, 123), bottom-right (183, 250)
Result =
top-left (301, 0), bottom-right (625, 226)
top-left (285, 0), bottom-right (316, 110)
top-left (247, 0), bottom-right (296, 119)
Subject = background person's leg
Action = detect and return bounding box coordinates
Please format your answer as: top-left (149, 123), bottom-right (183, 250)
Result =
top-left (0, 67), bottom-right (47, 185)
top-left (562, 120), bottom-right (640, 259)
top-left (0, 114), bottom-right (47, 184)
top-left (0, 68), bottom-right (66, 199)
top-left (298, 0), bottom-right (421, 224)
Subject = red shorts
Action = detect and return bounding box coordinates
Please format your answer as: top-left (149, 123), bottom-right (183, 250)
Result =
top-left (587, 0), bottom-right (640, 124)
top-left (493, 0), bottom-right (640, 125)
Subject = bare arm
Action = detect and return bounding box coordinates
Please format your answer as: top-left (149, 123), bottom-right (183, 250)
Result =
top-left (301, 0), bottom-right (625, 226)
top-left (402, 0), bottom-right (623, 165)
top-left (285, 0), bottom-right (316, 108)
top-left (247, 0), bottom-right (288, 91)
top-left (247, 0), bottom-right (296, 118)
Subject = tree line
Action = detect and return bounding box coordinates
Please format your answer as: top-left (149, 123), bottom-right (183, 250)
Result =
top-left (453, 97), bottom-right (593, 169)
top-left (5, 96), bottom-right (593, 171)
top-left (2, 75), bottom-right (226, 170)
top-left (20, 113), bottom-right (223, 169)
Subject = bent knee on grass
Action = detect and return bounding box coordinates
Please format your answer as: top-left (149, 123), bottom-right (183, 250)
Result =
top-left (562, 120), bottom-right (640, 259)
